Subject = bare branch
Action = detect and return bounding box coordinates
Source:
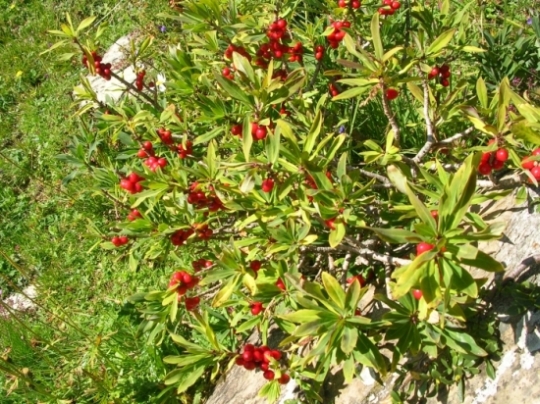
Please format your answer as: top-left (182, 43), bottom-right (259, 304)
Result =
top-left (436, 127), bottom-right (475, 146)
top-left (503, 254), bottom-right (540, 283)
top-left (357, 168), bottom-right (393, 187)
top-left (380, 80), bottom-right (401, 146)
top-left (477, 172), bottom-right (524, 190)
top-left (413, 80), bottom-right (435, 163)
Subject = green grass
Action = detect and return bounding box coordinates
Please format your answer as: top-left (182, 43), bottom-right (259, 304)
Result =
top-left (0, 0), bottom-right (179, 402)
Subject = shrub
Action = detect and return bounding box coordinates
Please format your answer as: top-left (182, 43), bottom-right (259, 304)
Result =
top-left (47, 1), bottom-right (540, 402)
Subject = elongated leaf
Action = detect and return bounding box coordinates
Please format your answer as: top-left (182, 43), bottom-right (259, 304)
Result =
top-left (371, 13), bottom-right (383, 61)
top-left (304, 111), bottom-right (323, 154)
top-left (242, 115), bottom-right (253, 162)
top-left (365, 227), bottom-right (421, 244)
top-left (215, 72), bottom-right (253, 106)
top-left (332, 86), bottom-right (371, 101)
top-left (476, 77), bottom-right (488, 109)
top-left (460, 250), bottom-right (504, 272)
top-left (427, 29), bottom-right (456, 55)
top-left (280, 309), bottom-right (326, 323)
top-left (329, 221), bottom-right (346, 247)
top-left (322, 272), bottom-right (346, 309)
top-left (341, 326), bottom-right (358, 355)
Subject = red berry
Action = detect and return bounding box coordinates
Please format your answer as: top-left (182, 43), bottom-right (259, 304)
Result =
top-left (231, 124), bottom-right (243, 137)
top-left (440, 78), bottom-right (450, 87)
top-left (346, 275), bottom-right (366, 287)
top-left (416, 242), bottom-right (434, 255)
top-left (222, 67), bottom-right (231, 77)
top-left (430, 210), bottom-right (438, 220)
top-left (243, 343), bottom-right (255, 352)
top-left (391, 1), bottom-right (401, 9)
top-left (481, 152), bottom-right (492, 164)
top-left (478, 162), bottom-right (492, 175)
top-left (491, 159), bottom-right (504, 170)
top-left (244, 361), bottom-right (256, 370)
top-left (254, 127), bottom-right (267, 140)
top-left (270, 350), bottom-right (282, 360)
top-left (352, 0), bottom-right (361, 8)
top-left (532, 148), bottom-right (540, 156)
top-left (385, 88), bottom-right (399, 100)
top-left (440, 64), bottom-right (450, 74)
top-left (531, 166), bottom-right (540, 180)
top-left (412, 289), bottom-right (423, 300)
top-left (137, 149), bottom-right (148, 158)
top-left (522, 156), bottom-right (535, 170)
top-left (242, 350), bottom-right (254, 362)
top-left (325, 218), bottom-right (336, 230)
top-left (262, 178), bottom-right (274, 193)
top-left (428, 67), bottom-right (440, 79)
top-left (276, 278), bottom-right (286, 291)
top-left (263, 370), bottom-right (275, 380)
top-left (235, 357), bottom-right (244, 366)
top-left (250, 302), bottom-right (263, 315)
top-left (278, 374), bottom-right (290, 384)
top-left (338, 0), bottom-right (347, 7)
top-left (143, 141), bottom-right (153, 151)
top-left (250, 260), bottom-right (262, 271)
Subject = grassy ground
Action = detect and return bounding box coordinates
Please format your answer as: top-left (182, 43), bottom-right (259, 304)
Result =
top-left (0, 0), bottom-right (180, 402)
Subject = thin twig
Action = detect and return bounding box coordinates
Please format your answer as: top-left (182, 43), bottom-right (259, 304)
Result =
top-left (380, 79), bottom-right (401, 146)
top-left (477, 172), bottom-right (523, 190)
top-left (306, 62), bottom-right (322, 91)
top-left (357, 168), bottom-right (393, 187)
top-left (435, 127), bottom-right (474, 146)
top-left (413, 80), bottom-right (435, 163)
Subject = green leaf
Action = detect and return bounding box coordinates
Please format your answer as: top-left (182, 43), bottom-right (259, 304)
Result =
top-left (371, 13), bottom-right (384, 61)
top-left (280, 309), bottom-right (326, 323)
top-left (462, 46), bottom-right (486, 53)
top-left (476, 77), bottom-right (488, 109)
top-left (232, 51), bottom-right (255, 82)
top-left (443, 328), bottom-right (488, 356)
top-left (215, 71), bottom-right (253, 106)
top-left (165, 365), bottom-right (207, 393)
top-left (460, 250), bottom-right (504, 272)
top-left (329, 221), bottom-right (346, 247)
top-left (242, 115), bottom-right (253, 162)
top-left (332, 86), bottom-right (371, 101)
top-left (212, 275), bottom-right (241, 307)
top-left (322, 272), bottom-right (346, 309)
top-left (304, 111), bottom-right (323, 155)
top-left (266, 129), bottom-right (281, 165)
top-left (365, 227), bottom-right (421, 244)
top-left (427, 29), bottom-right (456, 55)
top-left (76, 16), bottom-right (96, 33)
top-left (341, 326), bottom-right (358, 355)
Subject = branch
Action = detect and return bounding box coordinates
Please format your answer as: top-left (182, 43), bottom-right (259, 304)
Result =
top-left (503, 254), bottom-right (540, 283)
top-left (413, 80), bottom-right (435, 163)
top-left (477, 172), bottom-right (524, 190)
top-left (435, 127), bottom-right (475, 146)
top-left (380, 80), bottom-right (401, 146)
top-left (356, 168), bottom-right (393, 188)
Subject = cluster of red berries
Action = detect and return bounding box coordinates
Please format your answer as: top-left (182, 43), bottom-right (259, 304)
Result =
top-left (170, 228), bottom-right (195, 246)
top-left (478, 142), bottom-right (509, 175)
top-left (250, 301), bottom-right (264, 315)
top-left (192, 258), bottom-right (213, 272)
top-left (82, 51), bottom-right (112, 81)
top-left (379, 0), bottom-right (401, 15)
top-left (127, 209), bottom-right (142, 221)
top-left (120, 173), bottom-right (144, 194)
top-left (135, 70), bottom-right (146, 91)
top-left (262, 178), bottom-right (274, 193)
top-left (329, 82), bottom-right (340, 97)
top-left (111, 235), bottom-right (129, 247)
top-left (224, 44), bottom-right (251, 61)
top-left (326, 21), bottom-right (351, 49)
top-left (521, 148), bottom-right (540, 180)
top-left (186, 183), bottom-right (225, 212)
top-left (222, 66), bottom-right (235, 80)
top-left (251, 123), bottom-right (268, 141)
top-left (196, 224), bottom-right (214, 240)
top-left (144, 156), bottom-right (168, 171)
top-left (254, 19), bottom-right (303, 68)
top-left (385, 88), bottom-right (399, 100)
top-left (169, 271), bottom-right (200, 295)
top-left (157, 127), bottom-right (174, 145)
top-left (177, 140), bottom-right (193, 159)
top-left (428, 64), bottom-right (451, 87)
top-left (235, 344), bottom-right (290, 384)
top-left (314, 45), bottom-right (325, 61)
top-left (338, 0), bottom-right (361, 9)
top-left (272, 69), bottom-right (288, 81)
top-left (137, 141), bottom-right (155, 158)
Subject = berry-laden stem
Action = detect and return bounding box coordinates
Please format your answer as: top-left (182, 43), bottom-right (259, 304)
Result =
top-left (379, 79), bottom-right (401, 147)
